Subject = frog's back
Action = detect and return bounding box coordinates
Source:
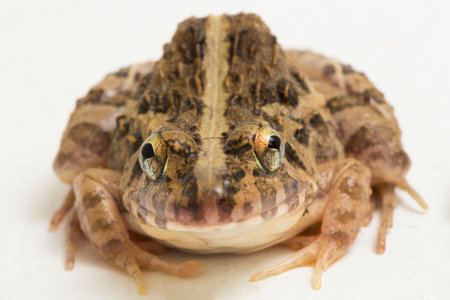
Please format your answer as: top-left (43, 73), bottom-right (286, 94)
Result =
top-left (108, 13), bottom-right (342, 180)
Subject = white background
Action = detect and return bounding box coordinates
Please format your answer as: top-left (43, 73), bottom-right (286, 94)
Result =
top-left (1, 0), bottom-right (449, 299)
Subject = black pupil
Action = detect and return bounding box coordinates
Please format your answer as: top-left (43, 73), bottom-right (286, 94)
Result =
top-left (268, 135), bottom-right (281, 149)
top-left (141, 143), bottom-right (155, 160)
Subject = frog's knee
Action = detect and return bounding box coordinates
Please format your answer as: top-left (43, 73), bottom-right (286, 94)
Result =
top-left (344, 125), bottom-right (410, 184)
top-left (54, 106), bottom-right (119, 183)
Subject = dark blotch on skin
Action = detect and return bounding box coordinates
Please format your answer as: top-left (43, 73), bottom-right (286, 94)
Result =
top-left (284, 142), bottom-right (307, 171)
top-left (167, 138), bottom-right (194, 158)
top-left (362, 88), bottom-right (385, 104)
top-left (290, 70), bottom-right (310, 93)
top-left (328, 231), bottom-right (351, 247)
top-left (91, 218), bottom-right (116, 233)
top-left (326, 96), bottom-right (364, 114)
top-left (76, 89), bottom-right (104, 107)
top-left (255, 178), bottom-right (277, 220)
top-left (224, 142), bottom-right (252, 155)
top-left (335, 210), bottom-right (357, 224)
top-left (231, 167), bottom-right (246, 182)
top-left (173, 172), bottom-right (204, 222)
top-left (82, 191), bottom-right (103, 209)
top-left (138, 94), bottom-right (150, 114)
top-left (116, 115), bottom-right (130, 136)
top-left (294, 128), bottom-right (309, 146)
top-left (177, 25), bottom-right (206, 64)
top-left (218, 194), bottom-right (236, 221)
top-left (127, 132), bottom-right (143, 154)
top-left (341, 64), bottom-right (355, 74)
top-left (127, 159), bottom-right (142, 186)
top-left (114, 67), bottom-right (130, 78)
top-left (282, 173), bottom-right (300, 211)
top-left (309, 113), bottom-right (325, 128)
top-left (322, 64), bottom-right (336, 77)
top-left (261, 113), bottom-right (284, 132)
top-left (345, 126), bottom-right (376, 155)
top-left (101, 238), bottom-right (123, 253)
top-left (309, 113), bottom-right (328, 136)
top-left (243, 202), bottom-right (253, 216)
top-left (150, 92), bottom-right (171, 114)
top-left (182, 97), bottom-right (204, 115)
top-left (67, 123), bottom-right (111, 156)
top-left (277, 79), bottom-right (299, 106)
top-left (392, 150), bottom-right (410, 169)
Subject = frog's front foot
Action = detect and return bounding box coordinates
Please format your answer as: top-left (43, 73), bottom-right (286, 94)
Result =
top-left (52, 168), bottom-right (203, 294)
top-left (374, 179), bottom-right (427, 254)
top-left (100, 240), bottom-right (203, 294)
top-left (251, 159), bottom-right (372, 289)
top-left (251, 234), bottom-right (346, 289)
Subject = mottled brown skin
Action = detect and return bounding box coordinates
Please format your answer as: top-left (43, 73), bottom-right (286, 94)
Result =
top-left (51, 13), bottom-right (426, 294)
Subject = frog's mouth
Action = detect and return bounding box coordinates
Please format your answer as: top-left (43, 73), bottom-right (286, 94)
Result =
top-left (123, 172), bottom-right (317, 254)
top-left (124, 162), bottom-right (317, 232)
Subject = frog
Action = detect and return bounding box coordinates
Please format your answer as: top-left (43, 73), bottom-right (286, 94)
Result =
top-left (50, 13), bottom-right (427, 294)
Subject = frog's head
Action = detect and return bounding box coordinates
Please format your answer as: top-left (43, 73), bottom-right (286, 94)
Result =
top-left (121, 13), bottom-right (319, 234)
top-left (123, 118), bottom-right (317, 231)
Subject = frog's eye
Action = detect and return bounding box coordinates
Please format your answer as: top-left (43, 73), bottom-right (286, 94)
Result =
top-left (139, 133), bottom-right (167, 180)
top-left (254, 126), bottom-right (285, 173)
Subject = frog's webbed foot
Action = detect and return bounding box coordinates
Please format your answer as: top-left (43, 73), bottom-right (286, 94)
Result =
top-left (71, 168), bottom-right (203, 294)
top-left (105, 240), bottom-right (203, 294)
top-left (252, 234), bottom-right (349, 289)
top-left (375, 179), bottom-right (427, 254)
top-left (252, 159), bottom-right (372, 289)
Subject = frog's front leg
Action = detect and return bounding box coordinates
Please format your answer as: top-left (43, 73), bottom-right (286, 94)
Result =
top-left (73, 168), bottom-right (203, 294)
top-left (251, 158), bottom-right (371, 289)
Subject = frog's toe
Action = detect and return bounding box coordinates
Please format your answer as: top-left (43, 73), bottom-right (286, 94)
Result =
top-left (112, 245), bottom-right (147, 294)
top-left (131, 242), bottom-right (204, 277)
top-left (49, 189), bottom-right (75, 231)
top-left (250, 241), bottom-right (318, 283)
top-left (64, 211), bottom-right (81, 270)
top-left (251, 234), bottom-right (345, 290)
top-left (375, 183), bottom-right (396, 254)
top-left (111, 241), bottom-right (203, 294)
top-left (396, 178), bottom-right (428, 211)
top-left (375, 180), bottom-right (427, 254)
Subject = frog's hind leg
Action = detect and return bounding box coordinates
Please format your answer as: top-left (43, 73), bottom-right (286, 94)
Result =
top-left (251, 159), bottom-right (371, 289)
top-left (73, 168), bottom-right (203, 294)
top-left (288, 50), bottom-right (427, 252)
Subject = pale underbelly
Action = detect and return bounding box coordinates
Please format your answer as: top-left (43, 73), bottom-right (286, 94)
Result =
top-left (124, 197), bottom-right (324, 254)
